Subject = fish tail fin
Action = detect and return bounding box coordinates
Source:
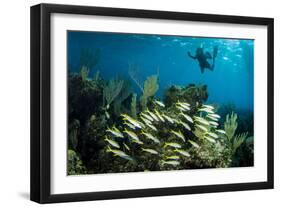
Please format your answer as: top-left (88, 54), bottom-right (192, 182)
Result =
top-left (106, 146), bottom-right (112, 153)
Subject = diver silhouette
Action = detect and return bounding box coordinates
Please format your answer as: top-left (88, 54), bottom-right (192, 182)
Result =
top-left (188, 46), bottom-right (218, 73)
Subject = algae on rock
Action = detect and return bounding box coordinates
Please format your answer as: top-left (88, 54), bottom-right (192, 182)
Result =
top-left (163, 84), bottom-right (208, 108)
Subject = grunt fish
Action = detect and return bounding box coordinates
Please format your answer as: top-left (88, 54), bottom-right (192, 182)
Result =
top-left (195, 124), bottom-right (208, 132)
top-left (207, 132), bottom-right (218, 139)
top-left (154, 100), bottom-right (165, 107)
top-left (204, 135), bottom-right (216, 143)
top-left (104, 137), bottom-right (120, 148)
top-left (176, 101), bottom-right (191, 110)
top-left (208, 113), bottom-right (221, 119)
top-left (165, 155), bottom-right (180, 160)
top-left (141, 131), bottom-right (160, 143)
top-left (194, 116), bottom-right (210, 126)
top-left (146, 110), bottom-right (159, 122)
top-left (124, 122), bottom-right (136, 130)
top-left (174, 149), bottom-right (190, 157)
top-left (209, 121), bottom-right (219, 127)
top-left (142, 148), bottom-right (158, 155)
top-left (216, 129), bottom-right (226, 134)
top-left (106, 126), bottom-right (124, 138)
top-left (206, 115), bottom-right (219, 121)
top-left (154, 109), bottom-right (165, 122)
top-left (162, 160), bottom-right (180, 166)
top-left (180, 121), bottom-right (191, 131)
top-left (106, 147), bottom-right (133, 161)
top-left (164, 142), bottom-right (182, 149)
top-left (123, 143), bottom-right (130, 151)
top-left (140, 116), bottom-right (152, 126)
top-left (162, 114), bottom-right (175, 124)
top-left (146, 123), bottom-right (158, 131)
top-left (121, 114), bottom-right (143, 129)
top-left (180, 112), bottom-right (193, 123)
top-left (171, 130), bottom-right (185, 142)
top-left (124, 129), bottom-right (140, 142)
top-left (188, 140), bottom-right (200, 148)
top-left (140, 112), bottom-right (154, 122)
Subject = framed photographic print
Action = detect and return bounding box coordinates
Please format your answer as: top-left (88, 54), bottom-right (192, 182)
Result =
top-left (30, 3), bottom-right (274, 203)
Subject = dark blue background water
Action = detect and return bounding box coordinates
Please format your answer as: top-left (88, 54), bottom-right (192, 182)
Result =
top-left (68, 31), bottom-right (254, 111)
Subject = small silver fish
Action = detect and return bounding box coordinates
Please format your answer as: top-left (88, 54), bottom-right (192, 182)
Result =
top-left (176, 105), bottom-right (188, 111)
top-left (164, 142), bottom-right (182, 149)
top-left (208, 113), bottom-right (221, 119)
top-left (180, 121), bottom-right (191, 131)
top-left (171, 130), bottom-right (185, 142)
top-left (176, 101), bottom-right (191, 110)
top-left (106, 126), bottom-right (124, 138)
top-left (188, 140), bottom-right (200, 148)
top-left (198, 107), bottom-right (214, 113)
top-left (154, 109), bottom-right (165, 122)
top-left (165, 155), bottom-right (180, 160)
top-left (204, 135), bottom-right (216, 143)
top-left (162, 114), bottom-right (175, 124)
top-left (123, 143), bottom-right (130, 151)
top-left (209, 121), bottom-right (219, 127)
top-left (146, 123), bottom-right (158, 131)
top-left (207, 132), bottom-right (219, 139)
top-left (180, 112), bottom-right (193, 123)
top-left (124, 129), bottom-right (140, 142)
top-left (141, 131), bottom-right (160, 143)
top-left (121, 114), bottom-right (143, 129)
top-left (154, 100), bottom-right (165, 107)
top-left (202, 104), bottom-right (215, 110)
top-left (106, 147), bottom-right (133, 161)
top-left (206, 115), bottom-right (219, 121)
top-left (194, 116), bottom-right (210, 126)
top-left (133, 139), bottom-right (144, 145)
top-left (124, 122), bottom-right (136, 130)
top-left (140, 112), bottom-right (154, 122)
top-left (105, 111), bottom-right (110, 119)
top-left (146, 110), bottom-right (159, 122)
top-left (181, 102), bottom-right (190, 107)
top-left (174, 149), bottom-right (190, 157)
top-left (104, 137), bottom-right (120, 148)
top-left (216, 129), bottom-right (226, 134)
top-left (195, 124), bottom-right (208, 132)
top-left (140, 116), bottom-right (152, 126)
top-left (162, 160), bottom-right (180, 166)
top-left (142, 148), bottom-right (158, 155)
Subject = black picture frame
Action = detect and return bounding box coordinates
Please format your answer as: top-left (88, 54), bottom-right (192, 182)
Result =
top-left (30, 3), bottom-right (274, 204)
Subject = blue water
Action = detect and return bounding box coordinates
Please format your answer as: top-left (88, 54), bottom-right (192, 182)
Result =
top-left (68, 31), bottom-right (254, 111)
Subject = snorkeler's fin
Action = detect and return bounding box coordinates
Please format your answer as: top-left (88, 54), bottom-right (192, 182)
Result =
top-left (213, 46), bottom-right (218, 59)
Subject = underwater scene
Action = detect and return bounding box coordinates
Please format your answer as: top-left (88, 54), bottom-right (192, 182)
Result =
top-left (67, 31), bottom-right (254, 175)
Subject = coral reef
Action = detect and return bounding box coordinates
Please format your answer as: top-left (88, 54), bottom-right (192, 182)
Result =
top-left (163, 84), bottom-right (208, 107)
top-left (67, 60), bottom-right (253, 174)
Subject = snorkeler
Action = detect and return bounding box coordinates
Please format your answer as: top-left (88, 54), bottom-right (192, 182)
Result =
top-left (188, 46), bottom-right (218, 73)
